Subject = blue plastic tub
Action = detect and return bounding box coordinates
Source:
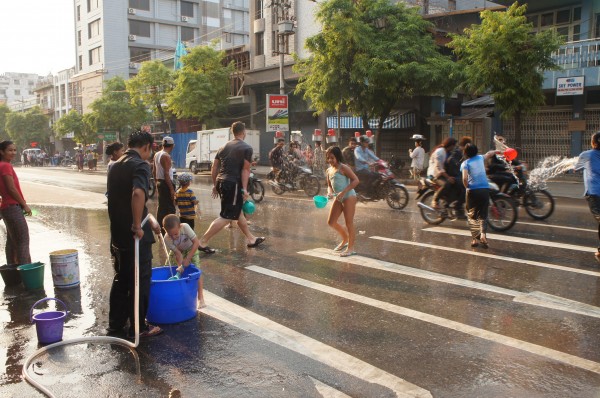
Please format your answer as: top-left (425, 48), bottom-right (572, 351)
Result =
top-left (147, 266), bottom-right (201, 324)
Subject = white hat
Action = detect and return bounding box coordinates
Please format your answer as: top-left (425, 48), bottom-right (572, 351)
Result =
top-left (163, 136), bottom-right (174, 145)
top-left (410, 134), bottom-right (426, 141)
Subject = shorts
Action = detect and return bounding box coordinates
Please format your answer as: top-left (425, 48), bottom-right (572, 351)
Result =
top-left (217, 179), bottom-right (243, 220)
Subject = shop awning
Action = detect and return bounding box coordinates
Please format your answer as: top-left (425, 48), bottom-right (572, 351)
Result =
top-left (326, 110), bottom-right (416, 130)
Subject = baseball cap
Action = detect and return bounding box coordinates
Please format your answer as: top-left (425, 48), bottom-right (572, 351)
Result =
top-left (163, 136), bottom-right (174, 145)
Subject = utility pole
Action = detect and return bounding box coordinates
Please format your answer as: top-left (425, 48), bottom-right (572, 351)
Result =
top-left (271, 0), bottom-right (295, 95)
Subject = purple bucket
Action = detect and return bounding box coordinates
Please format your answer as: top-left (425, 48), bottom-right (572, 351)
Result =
top-left (30, 297), bottom-right (68, 344)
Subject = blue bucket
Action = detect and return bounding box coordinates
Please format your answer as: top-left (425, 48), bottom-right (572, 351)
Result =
top-left (147, 266), bottom-right (201, 324)
top-left (30, 297), bottom-right (68, 344)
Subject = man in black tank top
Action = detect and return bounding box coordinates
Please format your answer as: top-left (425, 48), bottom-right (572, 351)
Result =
top-left (196, 121), bottom-right (265, 252)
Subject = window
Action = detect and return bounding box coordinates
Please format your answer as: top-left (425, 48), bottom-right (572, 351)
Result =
top-left (13, 79), bottom-right (20, 84)
top-left (89, 46), bottom-right (101, 65)
top-left (574, 7), bottom-right (581, 21)
top-left (77, 5), bottom-right (81, 21)
top-left (129, 0), bottom-right (150, 10)
top-left (87, 0), bottom-right (99, 12)
top-left (205, 2), bottom-right (219, 19)
top-left (255, 0), bottom-right (263, 19)
top-left (181, 26), bottom-right (195, 42)
top-left (255, 32), bottom-right (263, 55)
top-left (78, 30), bottom-right (82, 46)
top-left (88, 19), bottom-right (101, 39)
top-left (187, 141), bottom-right (196, 154)
top-left (541, 13), bottom-right (553, 27)
top-left (0, 89), bottom-right (5, 95)
top-left (15, 90), bottom-right (20, 95)
top-left (557, 26), bottom-right (569, 39)
top-left (129, 20), bottom-right (151, 37)
top-left (130, 47), bottom-right (151, 62)
top-left (596, 14), bottom-right (600, 38)
top-left (556, 9), bottom-right (570, 24)
top-left (181, 1), bottom-right (194, 17)
top-left (573, 25), bottom-right (580, 42)
top-left (79, 55), bottom-right (83, 69)
top-left (28, 80), bottom-right (34, 86)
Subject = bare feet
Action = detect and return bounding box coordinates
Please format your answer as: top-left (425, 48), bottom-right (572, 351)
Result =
top-left (197, 299), bottom-right (206, 310)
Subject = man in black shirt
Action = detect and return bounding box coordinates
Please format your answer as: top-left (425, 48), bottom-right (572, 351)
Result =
top-left (269, 138), bottom-right (286, 183)
top-left (342, 137), bottom-right (357, 169)
top-left (198, 121), bottom-right (265, 250)
top-left (107, 130), bottom-right (162, 338)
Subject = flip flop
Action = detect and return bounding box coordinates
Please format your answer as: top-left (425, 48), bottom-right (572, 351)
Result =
top-left (247, 237), bottom-right (266, 248)
top-left (339, 251), bottom-right (357, 257)
top-left (129, 325), bottom-right (163, 339)
top-left (471, 240), bottom-right (479, 247)
top-left (198, 245), bottom-right (216, 254)
top-left (333, 243), bottom-right (348, 252)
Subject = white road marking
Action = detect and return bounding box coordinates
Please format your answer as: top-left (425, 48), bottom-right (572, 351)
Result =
top-left (300, 248), bottom-right (600, 319)
top-left (201, 291), bottom-right (432, 398)
top-left (424, 226), bottom-right (594, 252)
top-left (516, 221), bottom-right (595, 233)
top-left (310, 376), bottom-right (353, 398)
top-left (369, 236), bottom-right (600, 277)
top-left (247, 266), bottom-right (600, 375)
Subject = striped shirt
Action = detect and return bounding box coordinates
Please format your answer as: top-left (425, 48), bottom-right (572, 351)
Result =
top-left (176, 188), bottom-right (197, 219)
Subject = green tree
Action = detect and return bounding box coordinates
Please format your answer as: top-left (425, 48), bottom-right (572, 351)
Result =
top-left (91, 76), bottom-right (148, 142)
top-left (449, 2), bottom-right (563, 150)
top-left (167, 45), bottom-right (233, 126)
top-left (294, 0), bottom-right (459, 153)
top-left (5, 107), bottom-right (50, 149)
top-left (126, 60), bottom-right (174, 133)
top-left (54, 110), bottom-right (84, 140)
top-left (0, 104), bottom-right (10, 141)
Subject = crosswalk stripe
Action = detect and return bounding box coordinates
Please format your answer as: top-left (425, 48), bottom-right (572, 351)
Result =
top-left (300, 248), bottom-right (600, 318)
top-left (424, 226), bottom-right (594, 252)
top-left (369, 236), bottom-right (600, 277)
top-left (201, 291), bottom-right (432, 398)
top-left (516, 221), bottom-right (596, 233)
top-left (247, 266), bottom-right (600, 375)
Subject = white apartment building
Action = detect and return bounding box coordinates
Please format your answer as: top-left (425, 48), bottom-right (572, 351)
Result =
top-left (72, 0), bottom-right (250, 113)
top-left (0, 72), bottom-right (42, 107)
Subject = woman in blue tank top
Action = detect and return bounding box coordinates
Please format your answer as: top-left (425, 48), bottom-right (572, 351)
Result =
top-left (325, 146), bottom-right (359, 257)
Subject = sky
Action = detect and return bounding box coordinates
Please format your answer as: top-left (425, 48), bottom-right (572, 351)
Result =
top-left (0, 0), bottom-right (75, 76)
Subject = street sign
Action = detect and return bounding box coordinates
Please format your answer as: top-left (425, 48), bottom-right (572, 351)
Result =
top-left (266, 94), bottom-right (289, 132)
top-left (98, 132), bottom-right (117, 141)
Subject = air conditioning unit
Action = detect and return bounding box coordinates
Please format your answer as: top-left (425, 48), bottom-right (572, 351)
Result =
top-left (129, 62), bottom-right (140, 69)
top-left (128, 8), bottom-right (136, 14)
top-left (181, 16), bottom-right (189, 22)
top-left (128, 34), bottom-right (137, 41)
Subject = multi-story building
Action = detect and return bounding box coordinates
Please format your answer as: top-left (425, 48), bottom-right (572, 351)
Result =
top-left (0, 72), bottom-right (41, 107)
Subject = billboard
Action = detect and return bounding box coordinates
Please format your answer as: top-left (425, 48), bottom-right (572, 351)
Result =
top-left (266, 94), bottom-right (289, 132)
top-left (556, 76), bottom-right (584, 96)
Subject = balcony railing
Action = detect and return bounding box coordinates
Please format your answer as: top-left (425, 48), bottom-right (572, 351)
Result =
top-left (551, 38), bottom-right (600, 69)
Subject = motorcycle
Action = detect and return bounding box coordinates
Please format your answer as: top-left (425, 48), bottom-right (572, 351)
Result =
top-left (489, 160), bottom-right (555, 220)
top-left (355, 160), bottom-right (409, 210)
top-left (267, 161), bottom-right (321, 197)
top-left (416, 178), bottom-right (518, 232)
top-left (248, 168), bottom-right (265, 202)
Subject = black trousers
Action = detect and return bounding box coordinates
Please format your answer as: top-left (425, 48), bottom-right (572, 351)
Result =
top-left (109, 244), bottom-right (152, 334)
top-left (157, 180), bottom-right (176, 230)
top-left (586, 195), bottom-right (600, 250)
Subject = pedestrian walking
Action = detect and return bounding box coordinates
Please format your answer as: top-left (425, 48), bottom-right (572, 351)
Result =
top-left (107, 129), bottom-right (162, 338)
top-left (198, 121), bottom-right (265, 251)
top-left (313, 141), bottom-right (326, 178)
top-left (175, 173), bottom-right (199, 230)
top-left (0, 140), bottom-right (32, 265)
top-left (409, 134), bottom-right (426, 181)
top-left (326, 146), bottom-right (359, 257)
top-left (154, 136), bottom-right (177, 232)
top-left (341, 137), bottom-right (357, 170)
top-left (575, 131), bottom-right (600, 262)
top-left (461, 144), bottom-right (496, 249)
top-left (162, 214), bottom-right (205, 309)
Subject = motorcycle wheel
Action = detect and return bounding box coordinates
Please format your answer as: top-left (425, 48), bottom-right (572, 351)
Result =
top-left (488, 196), bottom-right (517, 232)
top-left (148, 179), bottom-right (156, 198)
top-left (251, 180), bottom-right (265, 203)
top-left (270, 181), bottom-right (284, 195)
top-left (302, 175), bottom-right (320, 197)
top-left (524, 189), bottom-right (554, 220)
top-left (386, 184), bottom-right (409, 210)
top-left (419, 191), bottom-right (445, 225)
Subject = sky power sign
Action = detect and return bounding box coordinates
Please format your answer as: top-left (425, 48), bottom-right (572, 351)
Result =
top-left (556, 76), bottom-right (584, 96)
top-left (267, 94), bottom-right (289, 132)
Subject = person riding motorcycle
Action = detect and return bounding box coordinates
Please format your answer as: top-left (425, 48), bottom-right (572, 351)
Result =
top-left (443, 136), bottom-right (472, 218)
top-left (487, 136), bottom-right (523, 192)
top-left (354, 135), bottom-right (380, 195)
top-left (427, 137), bottom-right (457, 209)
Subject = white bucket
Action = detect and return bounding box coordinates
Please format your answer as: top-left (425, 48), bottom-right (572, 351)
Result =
top-left (49, 249), bottom-right (80, 289)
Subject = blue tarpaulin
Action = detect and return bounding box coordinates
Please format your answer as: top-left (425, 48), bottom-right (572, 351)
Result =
top-left (170, 132), bottom-right (197, 169)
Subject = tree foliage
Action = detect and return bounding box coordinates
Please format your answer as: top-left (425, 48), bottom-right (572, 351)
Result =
top-left (167, 45), bottom-right (233, 126)
top-left (5, 107), bottom-right (50, 149)
top-left (54, 110), bottom-right (99, 146)
top-left (126, 60), bottom-right (174, 133)
top-left (0, 104), bottom-right (10, 141)
top-left (91, 76), bottom-right (148, 141)
top-left (294, 0), bottom-right (459, 152)
top-left (449, 2), bottom-right (563, 149)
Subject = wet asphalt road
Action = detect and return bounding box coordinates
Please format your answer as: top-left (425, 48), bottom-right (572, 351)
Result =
top-left (1, 167), bottom-right (600, 397)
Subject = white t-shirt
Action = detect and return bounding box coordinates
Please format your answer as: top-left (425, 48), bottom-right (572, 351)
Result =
top-left (410, 146), bottom-right (425, 169)
top-left (164, 223), bottom-right (196, 252)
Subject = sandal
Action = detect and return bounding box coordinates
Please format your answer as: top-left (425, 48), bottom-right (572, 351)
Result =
top-left (247, 237), bottom-right (266, 248)
top-left (339, 251), bottom-right (357, 257)
top-left (198, 245), bottom-right (216, 254)
top-left (333, 242), bottom-right (348, 252)
top-left (480, 240), bottom-right (489, 249)
top-left (471, 240), bottom-right (479, 247)
top-left (129, 325), bottom-right (163, 339)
